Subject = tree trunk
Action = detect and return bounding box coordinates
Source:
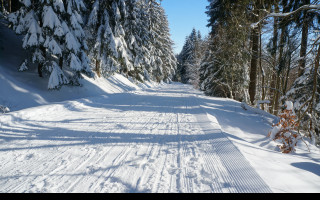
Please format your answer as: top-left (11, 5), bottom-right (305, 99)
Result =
top-left (38, 46), bottom-right (46, 77)
top-left (260, 29), bottom-right (266, 110)
top-left (283, 56), bottom-right (291, 94)
top-left (1, 0), bottom-right (4, 13)
top-left (249, 26), bottom-right (260, 105)
top-left (282, 38), bottom-right (292, 95)
top-left (298, 0), bottom-right (310, 77)
top-left (38, 63), bottom-right (43, 77)
top-left (274, 25), bottom-right (287, 115)
top-left (270, 3), bottom-right (279, 113)
top-left (59, 57), bottom-right (63, 70)
top-left (11, 0), bottom-right (20, 12)
top-left (95, 58), bottom-right (101, 77)
top-left (310, 44), bottom-right (320, 112)
top-left (9, 0), bottom-right (11, 12)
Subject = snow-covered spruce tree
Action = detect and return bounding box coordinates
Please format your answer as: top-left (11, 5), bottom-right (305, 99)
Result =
top-left (86, 0), bottom-right (176, 83)
top-left (86, 0), bottom-right (136, 78)
top-left (60, 0), bottom-right (92, 86)
top-left (155, 4), bottom-right (176, 83)
top-left (86, 0), bottom-right (119, 77)
top-left (178, 29), bottom-right (203, 87)
top-left (199, 36), bottom-right (217, 96)
top-left (8, 0), bottom-right (92, 89)
top-left (123, 0), bottom-right (155, 82)
top-left (198, 23), bottom-right (250, 101)
top-left (112, 0), bottom-right (135, 75)
top-left (190, 31), bottom-right (205, 88)
top-left (201, 0), bottom-right (250, 101)
top-left (178, 35), bottom-right (193, 84)
top-left (177, 36), bottom-right (192, 83)
top-left (147, 0), bottom-right (176, 82)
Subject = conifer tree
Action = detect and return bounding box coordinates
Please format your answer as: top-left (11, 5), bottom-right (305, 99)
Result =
top-left (148, 0), bottom-right (176, 82)
top-left (8, 0), bottom-right (92, 89)
top-left (178, 28), bottom-right (203, 86)
top-left (201, 0), bottom-right (250, 101)
top-left (86, 0), bottom-right (120, 77)
top-left (124, 0), bottom-right (152, 82)
top-left (8, 0), bottom-right (177, 87)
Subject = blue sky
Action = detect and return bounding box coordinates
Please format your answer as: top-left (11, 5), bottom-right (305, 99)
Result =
top-left (161, 0), bottom-right (210, 54)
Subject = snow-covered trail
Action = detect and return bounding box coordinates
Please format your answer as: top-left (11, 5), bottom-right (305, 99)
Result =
top-left (0, 84), bottom-right (272, 193)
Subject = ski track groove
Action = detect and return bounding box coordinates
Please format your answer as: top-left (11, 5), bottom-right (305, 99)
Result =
top-left (150, 103), bottom-right (176, 193)
top-left (68, 94), bottom-right (154, 192)
top-left (54, 109), bottom-right (141, 192)
top-left (105, 111), bottom-right (161, 193)
top-left (3, 146), bottom-right (72, 193)
top-left (0, 84), bottom-right (273, 193)
top-left (82, 95), bottom-right (166, 193)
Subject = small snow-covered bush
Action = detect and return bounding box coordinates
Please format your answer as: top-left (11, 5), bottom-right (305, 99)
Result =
top-left (19, 59), bottom-right (28, 71)
top-left (268, 101), bottom-right (302, 154)
top-left (0, 105), bottom-right (10, 114)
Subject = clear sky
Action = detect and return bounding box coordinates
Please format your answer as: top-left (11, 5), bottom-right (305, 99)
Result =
top-left (161, 0), bottom-right (210, 54)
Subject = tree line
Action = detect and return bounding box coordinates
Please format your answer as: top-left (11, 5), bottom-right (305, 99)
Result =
top-left (2, 0), bottom-right (176, 89)
top-left (177, 0), bottom-right (320, 146)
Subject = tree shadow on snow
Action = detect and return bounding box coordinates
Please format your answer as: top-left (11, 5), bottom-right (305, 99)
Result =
top-left (291, 162), bottom-right (320, 176)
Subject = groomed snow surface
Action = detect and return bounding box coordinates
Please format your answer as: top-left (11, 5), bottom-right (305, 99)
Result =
top-left (0, 83), bottom-right (320, 193)
top-left (1, 18), bottom-right (320, 193)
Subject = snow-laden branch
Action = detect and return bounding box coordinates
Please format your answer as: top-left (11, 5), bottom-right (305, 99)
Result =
top-left (251, 4), bottom-right (320, 28)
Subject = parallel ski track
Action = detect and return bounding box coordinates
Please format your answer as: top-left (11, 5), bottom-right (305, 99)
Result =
top-left (0, 85), bottom-right (272, 193)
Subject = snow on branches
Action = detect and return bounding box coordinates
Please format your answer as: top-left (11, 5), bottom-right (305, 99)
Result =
top-left (7, 0), bottom-right (176, 89)
top-left (8, 0), bottom-right (92, 90)
top-left (268, 101), bottom-right (305, 154)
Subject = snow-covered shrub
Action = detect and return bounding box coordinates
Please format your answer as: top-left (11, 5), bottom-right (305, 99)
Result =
top-left (268, 101), bottom-right (302, 153)
top-left (0, 105), bottom-right (10, 114)
top-left (19, 59), bottom-right (28, 71)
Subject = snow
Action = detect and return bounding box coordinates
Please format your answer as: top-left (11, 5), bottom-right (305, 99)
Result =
top-left (22, 0), bottom-right (31, 7)
top-left (19, 60), bottom-right (28, 72)
top-left (0, 82), bottom-right (319, 193)
top-left (42, 6), bottom-right (62, 30)
top-left (270, 124), bottom-right (282, 140)
top-left (44, 37), bottom-right (62, 56)
top-left (1, 16), bottom-right (320, 194)
top-left (65, 32), bottom-right (80, 53)
top-left (53, 0), bottom-right (65, 13)
top-left (285, 101), bottom-right (294, 111)
top-left (48, 62), bottom-right (69, 90)
top-left (256, 100), bottom-right (271, 109)
top-left (69, 53), bottom-right (82, 71)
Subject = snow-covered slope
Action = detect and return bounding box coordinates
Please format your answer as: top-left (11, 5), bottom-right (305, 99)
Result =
top-left (0, 19), bottom-right (154, 112)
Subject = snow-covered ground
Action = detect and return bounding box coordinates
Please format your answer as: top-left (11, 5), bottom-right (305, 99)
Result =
top-left (0, 83), bottom-right (319, 193)
top-left (1, 17), bottom-right (320, 193)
